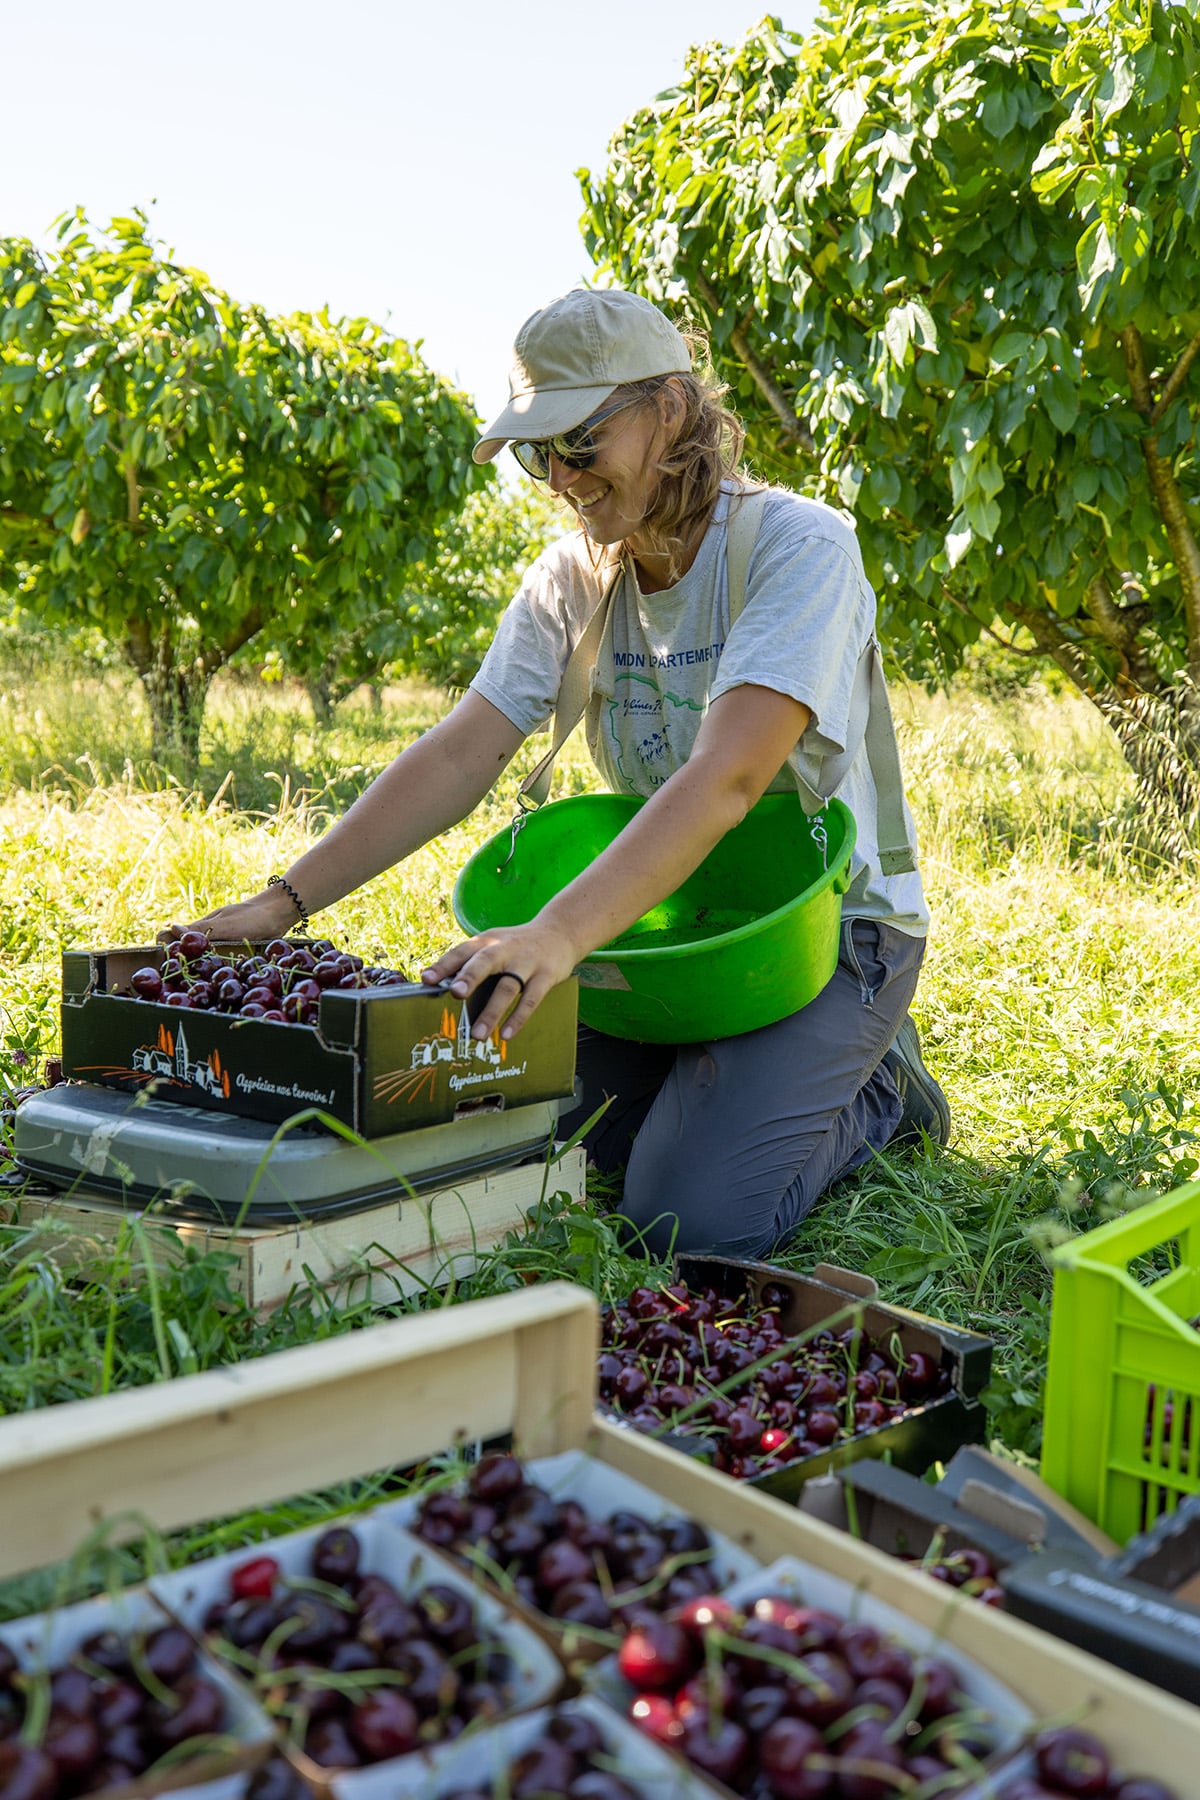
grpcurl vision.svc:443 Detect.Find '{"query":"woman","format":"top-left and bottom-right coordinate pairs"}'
top-left (189, 287), bottom-right (949, 1258)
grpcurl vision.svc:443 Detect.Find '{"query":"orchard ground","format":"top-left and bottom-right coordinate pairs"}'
top-left (2, 654), bottom-right (1199, 1612)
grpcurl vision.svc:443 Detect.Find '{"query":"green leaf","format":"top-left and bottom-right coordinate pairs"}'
top-left (1077, 219), bottom-right (1117, 312)
top-left (1043, 366), bottom-right (1079, 434)
top-left (990, 331), bottom-right (1032, 369)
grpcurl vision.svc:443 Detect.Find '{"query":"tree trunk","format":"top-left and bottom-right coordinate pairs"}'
top-left (1098, 680), bottom-right (1200, 859)
top-left (1008, 598), bottom-right (1200, 851)
top-left (305, 676), bottom-right (335, 727)
top-left (137, 660), bottom-right (210, 773)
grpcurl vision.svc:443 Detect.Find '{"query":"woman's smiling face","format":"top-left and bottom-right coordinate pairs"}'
top-left (544, 393), bottom-right (665, 547)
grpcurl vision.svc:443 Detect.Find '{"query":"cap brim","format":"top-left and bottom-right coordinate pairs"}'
top-left (472, 383), bottom-right (617, 465)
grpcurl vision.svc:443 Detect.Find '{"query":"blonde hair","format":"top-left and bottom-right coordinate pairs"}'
top-left (570, 339), bottom-right (750, 585)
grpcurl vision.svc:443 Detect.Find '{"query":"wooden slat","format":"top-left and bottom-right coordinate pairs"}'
top-left (13, 1149), bottom-right (587, 1313)
top-left (0, 1283), bottom-right (597, 1579)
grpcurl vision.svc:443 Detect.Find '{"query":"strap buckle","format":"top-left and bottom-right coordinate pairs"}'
top-left (500, 808), bottom-right (530, 872)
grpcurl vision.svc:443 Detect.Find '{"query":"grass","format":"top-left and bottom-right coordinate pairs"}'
top-left (2, 657), bottom-right (1199, 1608)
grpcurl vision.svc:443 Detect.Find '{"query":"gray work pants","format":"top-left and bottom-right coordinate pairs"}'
top-left (560, 918), bottom-right (925, 1260)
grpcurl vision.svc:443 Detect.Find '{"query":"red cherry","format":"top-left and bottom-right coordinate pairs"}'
top-left (670, 1593), bottom-right (739, 1642)
top-left (1034, 1727), bottom-right (1111, 1795)
top-left (758, 1716), bottom-right (832, 1799)
top-left (617, 1619), bottom-right (695, 1691)
top-left (678, 1713), bottom-right (750, 1786)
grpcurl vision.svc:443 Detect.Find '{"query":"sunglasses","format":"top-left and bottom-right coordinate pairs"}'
top-left (511, 396), bottom-right (638, 481)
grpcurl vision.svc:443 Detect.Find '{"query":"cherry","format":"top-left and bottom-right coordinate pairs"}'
top-left (42, 1712), bottom-right (101, 1780)
top-left (835, 1718), bottom-right (906, 1800)
top-left (786, 1651), bottom-right (856, 1729)
top-left (348, 1690), bottom-right (420, 1760)
top-left (899, 1351), bottom-right (938, 1400)
top-left (617, 1618), bottom-right (695, 1691)
top-left (613, 1366), bottom-right (649, 1408)
top-left (509, 1739), bottom-right (576, 1797)
top-left (536, 1537), bottom-right (594, 1595)
top-left (805, 1409), bottom-right (842, 1446)
top-left (230, 1554), bottom-right (280, 1601)
top-left (415, 1583), bottom-right (475, 1647)
top-left (468, 1451), bottom-right (525, 1503)
top-left (630, 1693), bottom-right (683, 1746)
top-left (759, 1715), bottom-right (832, 1799)
top-left (311, 1526), bottom-right (360, 1585)
top-left (0, 1742), bottom-right (58, 1800)
top-left (1034, 1727), bottom-right (1111, 1795)
top-left (671, 1593), bottom-right (739, 1641)
top-left (149, 1673), bottom-right (224, 1749)
top-left (143, 1625), bottom-right (196, 1684)
top-left (48, 1667), bottom-right (92, 1718)
top-left (385, 1639), bottom-right (458, 1716)
top-left (678, 1713), bottom-right (750, 1786)
top-left (305, 1718), bottom-right (361, 1768)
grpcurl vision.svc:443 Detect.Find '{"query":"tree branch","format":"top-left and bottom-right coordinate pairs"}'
top-left (1120, 324), bottom-right (1200, 676)
top-left (1079, 572), bottom-right (1159, 690)
top-left (694, 274), bottom-right (814, 452)
top-left (1150, 332), bottom-right (1200, 427)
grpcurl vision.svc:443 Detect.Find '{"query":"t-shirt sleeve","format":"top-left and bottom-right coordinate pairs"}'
top-left (469, 545), bottom-right (580, 736)
top-left (708, 498), bottom-right (876, 758)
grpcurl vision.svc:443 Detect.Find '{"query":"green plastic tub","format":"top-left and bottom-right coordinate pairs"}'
top-left (453, 792), bottom-right (856, 1043)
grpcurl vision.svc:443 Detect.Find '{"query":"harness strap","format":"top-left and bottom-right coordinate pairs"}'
top-left (725, 488), bottom-right (917, 876)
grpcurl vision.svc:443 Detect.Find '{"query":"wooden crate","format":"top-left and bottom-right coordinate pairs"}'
top-left (0, 1284), bottom-right (1195, 1782)
top-left (11, 1147), bottom-right (585, 1310)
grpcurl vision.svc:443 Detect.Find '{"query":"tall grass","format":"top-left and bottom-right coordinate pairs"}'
top-left (2, 658), bottom-right (1199, 1594)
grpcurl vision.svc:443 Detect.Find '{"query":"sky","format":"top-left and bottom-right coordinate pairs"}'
top-left (4, 0), bottom-right (816, 428)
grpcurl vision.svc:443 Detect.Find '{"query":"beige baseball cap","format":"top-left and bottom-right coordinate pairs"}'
top-left (473, 288), bottom-right (692, 465)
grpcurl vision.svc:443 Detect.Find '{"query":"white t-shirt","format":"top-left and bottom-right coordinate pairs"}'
top-left (471, 483), bottom-right (929, 936)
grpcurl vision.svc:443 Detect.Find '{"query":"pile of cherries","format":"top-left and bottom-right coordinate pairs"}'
top-left (441, 1708), bottom-right (642, 1800)
top-left (123, 930), bottom-right (408, 1026)
top-left (619, 1591), bottom-right (1176, 1799)
top-left (898, 1544), bottom-right (1005, 1608)
top-left (600, 1282), bottom-right (951, 1481)
top-left (618, 1588), bottom-right (1001, 1799)
top-left (1014, 1728), bottom-right (1174, 1799)
top-left (413, 1452), bottom-right (727, 1644)
top-left (1, 1058), bottom-right (65, 1165)
top-left (205, 1526), bottom-right (518, 1768)
top-left (0, 1620), bottom-right (228, 1798)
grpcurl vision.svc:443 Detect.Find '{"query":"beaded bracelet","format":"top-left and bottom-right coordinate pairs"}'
top-left (267, 874), bottom-right (311, 928)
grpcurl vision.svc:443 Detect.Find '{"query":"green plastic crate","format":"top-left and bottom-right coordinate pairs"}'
top-left (1041, 1181), bottom-right (1200, 1544)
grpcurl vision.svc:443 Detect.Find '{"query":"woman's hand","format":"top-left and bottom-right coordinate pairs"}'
top-left (422, 921), bottom-right (580, 1041)
top-left (158, 890), bottom-right (303, 947)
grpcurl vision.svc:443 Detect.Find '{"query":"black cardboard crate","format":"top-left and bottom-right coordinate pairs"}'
top-left (997, 1491), bottom-right (1200, 1705)
top-left (1000, 1546), bottom-right (1200, 1706)
top-left (603, 1255), bottom-right (992, 1499)
top-left (798, 1458), bottom-right (1035, 1594)
top-left (61, 945), bottom-right (578, 1138)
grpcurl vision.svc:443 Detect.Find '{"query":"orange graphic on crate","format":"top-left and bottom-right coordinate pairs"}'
top-left (372, 999), bottom-right (511, 1108)
top-left (78, 1021), bottom-right (232, 1100)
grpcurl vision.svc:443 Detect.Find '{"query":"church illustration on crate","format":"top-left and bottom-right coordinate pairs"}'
top-left (410, 999), bottom-right (507, 1071)
top-left (131, 1021), bottom-right (230, 1097)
